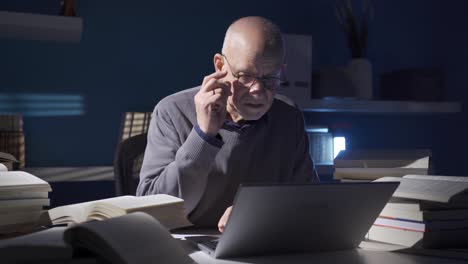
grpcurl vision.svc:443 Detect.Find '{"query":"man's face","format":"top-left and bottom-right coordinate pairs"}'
top-left (222, 53), bottom-right (281, 121)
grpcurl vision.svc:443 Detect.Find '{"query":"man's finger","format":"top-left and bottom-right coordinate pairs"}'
top-left (211, 88), bottom-right (226, 96)
top-left (201, 70), bottom-right (228, 89)
top-left (206, 94), bottom-right (227, 113)
top-left (217, 81), bottom-right (232, 96)
top-left (202, 79), bottom-right (230, 96)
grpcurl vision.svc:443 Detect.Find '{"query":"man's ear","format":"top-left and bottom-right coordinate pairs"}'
top-left (213, 53), bottom-right (224, 72)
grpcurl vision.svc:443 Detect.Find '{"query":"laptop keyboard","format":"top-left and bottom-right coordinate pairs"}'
top-left (202, 238), bottom-right (220, 250)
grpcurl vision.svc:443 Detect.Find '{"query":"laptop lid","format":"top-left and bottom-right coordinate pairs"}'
top-left (213, 182), bottom-right (399, 258)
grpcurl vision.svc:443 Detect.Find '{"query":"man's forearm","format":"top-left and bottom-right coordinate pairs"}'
top-left (137, 128), bottom-right (221, 214)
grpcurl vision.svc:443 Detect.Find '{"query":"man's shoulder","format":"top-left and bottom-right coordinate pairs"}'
top-left (270, 94), bottom-right (302, 117)
top-left (155, 86), bottom-right (200, 113)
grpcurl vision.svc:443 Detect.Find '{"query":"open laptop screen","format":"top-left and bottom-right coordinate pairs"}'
top-left (208, 182), bottom-right (398, 258)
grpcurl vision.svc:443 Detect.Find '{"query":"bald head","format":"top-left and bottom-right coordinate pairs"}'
top-left (221, 16), bottom-right (284, 67)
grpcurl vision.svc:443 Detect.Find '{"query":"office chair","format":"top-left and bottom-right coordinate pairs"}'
top-left (113, 133), bottom-right (147, 196)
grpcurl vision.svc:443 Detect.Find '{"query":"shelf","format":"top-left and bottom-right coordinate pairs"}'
top-left (0, 11), bottom-right (83, 43)
top-left (299, 99), bottom-right (461, 114)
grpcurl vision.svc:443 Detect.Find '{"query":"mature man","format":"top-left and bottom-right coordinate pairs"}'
top-left (137, 16), bottom-right (319, 231)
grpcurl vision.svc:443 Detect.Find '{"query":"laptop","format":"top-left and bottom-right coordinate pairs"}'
top-left (196, 182), bottom-right (399, 259)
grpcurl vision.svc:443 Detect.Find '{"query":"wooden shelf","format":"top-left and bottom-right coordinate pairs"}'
top-left (299, 99), bottom-right (461, 114)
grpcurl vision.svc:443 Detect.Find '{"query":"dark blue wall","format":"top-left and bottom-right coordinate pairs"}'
top-left (1, 0), bottom-right (467, 175)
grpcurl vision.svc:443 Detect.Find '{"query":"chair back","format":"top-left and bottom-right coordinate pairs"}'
top-left (114, 133), bottom-right (148, 196)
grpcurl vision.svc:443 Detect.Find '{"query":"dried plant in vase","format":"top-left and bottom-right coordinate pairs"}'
top-left (335, 0), bottom-right (374, 59)
top-left (334, 0), bottom-right (375, 99)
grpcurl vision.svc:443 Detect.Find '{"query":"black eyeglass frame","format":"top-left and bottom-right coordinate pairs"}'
top-left (221, 53), bottom-right (284, 91)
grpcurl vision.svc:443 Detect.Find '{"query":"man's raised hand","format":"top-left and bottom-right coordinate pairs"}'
top-left (195, 70), bottom-right (231, 136)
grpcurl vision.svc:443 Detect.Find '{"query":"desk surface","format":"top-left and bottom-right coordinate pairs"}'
top-left (187, 248), bottom-right (468, 264)
top-left (173, 230), bottom-right (468, 264)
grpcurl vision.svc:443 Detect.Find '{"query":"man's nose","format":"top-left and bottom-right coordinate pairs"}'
top-left (249, 79), bottom-right (266, 93)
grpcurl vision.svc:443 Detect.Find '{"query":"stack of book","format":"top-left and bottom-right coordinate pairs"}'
top-left (368, 175), bottom-right (468, 248)
top-left (334, 149), bottom-right (431, 181)
top-left (0, 171), bottom-right (51, 234)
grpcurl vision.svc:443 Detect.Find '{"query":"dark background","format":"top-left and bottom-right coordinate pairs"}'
top-left (1, 0), bottom-right (467, 177)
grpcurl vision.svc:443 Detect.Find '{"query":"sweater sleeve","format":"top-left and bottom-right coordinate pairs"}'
top-left (136, 103), bottom-right (222, 214)
top-left (292, 109), bottom-right (320, 183)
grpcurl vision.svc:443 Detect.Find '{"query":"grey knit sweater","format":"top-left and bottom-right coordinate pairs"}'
top-left (137, 87), bottom-right (319, 227)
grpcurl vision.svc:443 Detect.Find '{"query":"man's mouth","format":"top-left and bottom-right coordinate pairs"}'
top-left (245, 103), bottom-right (264, 109)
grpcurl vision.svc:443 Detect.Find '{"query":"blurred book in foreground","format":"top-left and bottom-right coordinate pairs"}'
top-left (0, 212), bottom-right (194, 264)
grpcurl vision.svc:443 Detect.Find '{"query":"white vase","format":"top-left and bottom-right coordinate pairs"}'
top-left (347, 58), bottom-right (373, 99)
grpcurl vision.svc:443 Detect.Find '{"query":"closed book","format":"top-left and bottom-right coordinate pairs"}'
top-left (334, 167), bottom-right (429, 180)
top-left (334, 149), bottom-right (431, 168)
top-left (374, 175), bottom-right (468, 203)
top-left (386, 197), bottom-right (468, 211)
top-left (379, 206), bottom-right (468, 221)
top-left (0, 171), bottom-right (51, 194)
top-left (334, 149), bottom-right (431, 180)
top-left (374, 217), bottom-right (468, 232)
top-left (368, 225), bottom-right (468, 248)
top-left (0, 210), bottom-right (45, 226)
top-left (0, 198), bottom-right (49, 212)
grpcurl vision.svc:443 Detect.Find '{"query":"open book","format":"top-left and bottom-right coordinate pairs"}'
top-left (0, 212), bottom-right (194, 264)
top-left (374, 175), bottom-right (468, 203)
top-left (48, 194), bottom-right (193, 230)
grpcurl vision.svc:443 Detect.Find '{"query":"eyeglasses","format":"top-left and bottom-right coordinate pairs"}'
top-left (221, 54), bottom-right (282, 91)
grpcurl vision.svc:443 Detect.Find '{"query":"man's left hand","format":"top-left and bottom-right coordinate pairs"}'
top-left (218, 206), bottom-right (232, 233)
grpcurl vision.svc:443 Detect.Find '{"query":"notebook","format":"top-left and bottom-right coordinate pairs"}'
top-left (197, 182), bottom-right (399, 259)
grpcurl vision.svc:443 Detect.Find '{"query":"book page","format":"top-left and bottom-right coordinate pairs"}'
top-left (334, 168), bottom-right (428, 180)
top-left (375, 177), bottom-right (468, 203)
top-left (404, 175), bottom-right (468, 182)
top-left (401, 157), bottom-right (430, 169)
top-left (48, 196), bottom-right (138, 225)
top-left (97, 194), bottom-right (184, 211)
top-left (48, 201), bottom-right (96, 225)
